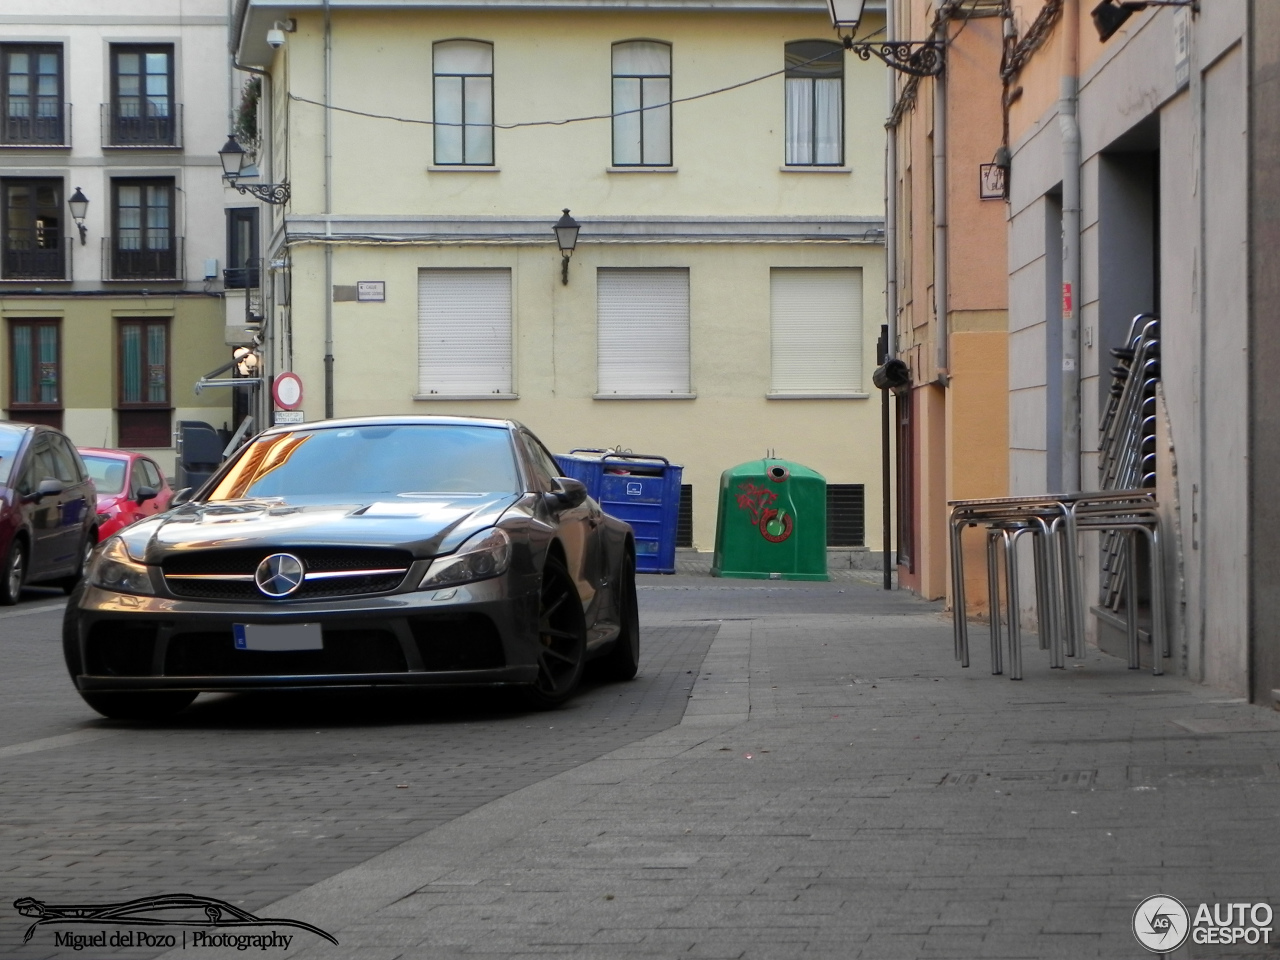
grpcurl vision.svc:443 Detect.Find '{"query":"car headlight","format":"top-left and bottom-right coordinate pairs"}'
top-left (87, 538), bottom-right (155, 596)
top-left (419, 528), bottom-right (511, 589)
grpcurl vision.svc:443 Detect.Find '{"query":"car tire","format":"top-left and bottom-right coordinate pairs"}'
top-left (78, 691), bottom-right (197, 721)
top-left (521, 555), bottom-right (586, 710)
top-left (1, 538), bottom-right (26, 606)
top-left (60, 533), bottom-right (96, 595)
top-left (598, 553), bottom-right (640, 682)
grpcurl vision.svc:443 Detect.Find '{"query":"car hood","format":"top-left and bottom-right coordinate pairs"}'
top-left (116, 494), bottom-right (522, 564)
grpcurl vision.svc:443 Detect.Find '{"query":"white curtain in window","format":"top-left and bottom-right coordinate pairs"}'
top-left (613, 78), bottom-right (642, 164)
top-left (418, 268), bottom-right (512, 395)
top-left (597, 268), bottom-right (690, 395)
top-left (814, 77), bottom-right (842, 165)
top-left (612, 41), bottom-right (671, 165)
top-left (641, 77), bottom-right (670, 164)
top-left (463, 75), bottom-right (493, 163)
top-left (433, 41), bottom-right (493, 164)
top-left (785, 78), bottom-right (813, 165)
top-left (434, 40), bottom-right (492, 75)
top-left (770, 268), bottom-right (863, 393)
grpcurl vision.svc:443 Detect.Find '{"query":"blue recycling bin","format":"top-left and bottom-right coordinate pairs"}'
top-left (554, 450), bottom-right (683, 574)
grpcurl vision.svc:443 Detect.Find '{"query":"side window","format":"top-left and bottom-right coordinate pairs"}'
top-left (47, 434), bottom-right (80, 483)
top-left (21, 439), bottom-right (57, 492)
top-left (128, 461), bottom-right (144, 498)
top-left (518, 433), bottom-right (556, 492)
top-left (141, 459), bottom-right (163, 489)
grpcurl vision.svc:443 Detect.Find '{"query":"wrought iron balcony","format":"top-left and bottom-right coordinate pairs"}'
top-left (101, 102), bottom-right (183, 148)
top-left (102, 236), bottom-right (184, 281)
top-left (0, 103), bottom-right (71, 147)
top-left (0, 236), bottom-right (71, 281)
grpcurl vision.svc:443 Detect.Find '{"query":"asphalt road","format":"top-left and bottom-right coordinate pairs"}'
top-left (0, 582), bottom-right (729, 959)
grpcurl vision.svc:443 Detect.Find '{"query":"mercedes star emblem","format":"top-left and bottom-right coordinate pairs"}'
top-left (255, 553), bottom-right (306, 598)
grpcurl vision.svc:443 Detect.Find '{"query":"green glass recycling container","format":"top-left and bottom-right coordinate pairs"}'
top-left (711, 458), bottom-right (828, 581)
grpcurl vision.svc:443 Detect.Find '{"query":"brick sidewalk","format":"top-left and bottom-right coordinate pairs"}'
top-left (184, 577), bottom-right (1280, 960)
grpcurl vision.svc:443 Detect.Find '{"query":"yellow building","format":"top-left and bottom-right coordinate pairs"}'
top-left (0, 0), bottom-right (233, 474)
top-left (233, 0), bottom-right (890, 557)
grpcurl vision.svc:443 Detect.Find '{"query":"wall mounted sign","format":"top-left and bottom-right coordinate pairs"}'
top-left (979, 163), bottom-right (1006, 200)
top-left (273, 410), bottom-right (305, 425)
top-left (272, 371), bottom-right (304, 410)
top-left (357, 281), bottom-right (385, 302)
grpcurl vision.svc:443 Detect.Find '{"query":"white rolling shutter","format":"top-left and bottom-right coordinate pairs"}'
top-left (418, 268), bottom-right (512, 396)
top-left (597, 267), bottom-right (690, 395)
top-left (770, 267), bottom-right (863, 394)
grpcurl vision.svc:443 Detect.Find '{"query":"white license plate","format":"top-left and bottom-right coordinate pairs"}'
top-left (233, 623), bottom-right (323, 652)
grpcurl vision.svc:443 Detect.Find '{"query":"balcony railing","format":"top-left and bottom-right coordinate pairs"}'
top-left (223, 264), bottom-right (261, 290)
top-left (101, 102), bottom-right (182, 148)
top-left (102, 236), bottom-right (184, 281)
top-left (0, 103), bottom-right (71, 147)
top-left (0, 237), bottom-right (71, 281)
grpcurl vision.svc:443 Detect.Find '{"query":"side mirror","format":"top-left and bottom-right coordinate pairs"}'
top-left (170, 487), bottom-right (194, 507)
top-left (136, 485), bottom-right (158, 504)
top-left (549, 477), bottom-right (588, 508)
top-left (25, 477), bottom-right (64, 502)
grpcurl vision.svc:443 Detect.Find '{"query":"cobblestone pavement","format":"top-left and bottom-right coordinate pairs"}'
top-left (0, 587), bottom-right (718, 960)
top-left (159, 576), bottom-right (1280, 960)
top-left (9, 576), bottom-right (1280, 960)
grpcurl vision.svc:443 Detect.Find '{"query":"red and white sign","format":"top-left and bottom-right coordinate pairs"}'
top-left (273, 372), bottom-right (304, 410)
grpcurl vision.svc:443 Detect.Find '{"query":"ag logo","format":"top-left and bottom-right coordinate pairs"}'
top-left (1133, 895), bottom-right (1190, 953)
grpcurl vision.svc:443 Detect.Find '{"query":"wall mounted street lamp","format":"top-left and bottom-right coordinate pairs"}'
top-left (1091, 0), bottom-right (1197, 43)
top-left (219, 134), bottom-right (291, 204)
top-left (554, 209), bottom-right (581, 285)
top-left (827, 0), bottom-right (944, 77)
top-left (67, 187), bottom-right (89, 244)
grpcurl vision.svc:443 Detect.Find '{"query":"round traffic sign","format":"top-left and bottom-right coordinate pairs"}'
top-left (273, 372), bottom-right (304, 410)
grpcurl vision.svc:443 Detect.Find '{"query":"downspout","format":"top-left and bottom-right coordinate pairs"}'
top-left (1059, 0), bottom-right (1082, 491)
top-left (323, 0), bottom-right (335, 419)
top-left (932, 27), bottom-right (949, 377)
top-left (883, 0), bottom-right (898, 590)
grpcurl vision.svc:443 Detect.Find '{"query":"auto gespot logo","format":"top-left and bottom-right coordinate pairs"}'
top-left (1133, 895), bottom-right (1275, 952)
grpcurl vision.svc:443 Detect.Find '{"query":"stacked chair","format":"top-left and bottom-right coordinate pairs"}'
top-left (947, 315), bottom-right (1167, 679)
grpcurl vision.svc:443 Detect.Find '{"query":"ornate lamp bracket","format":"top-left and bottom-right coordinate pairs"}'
top-left (229, 181), bottom-right (291, 205)
top-left (843, 37), bottom-right (945, 77)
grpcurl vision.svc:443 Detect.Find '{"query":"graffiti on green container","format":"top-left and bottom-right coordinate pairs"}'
top-left (734, 481), bottom-right (794, 543)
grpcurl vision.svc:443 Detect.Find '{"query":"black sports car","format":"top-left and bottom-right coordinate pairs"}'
top-left (63, 416), bottom-right (640, 719)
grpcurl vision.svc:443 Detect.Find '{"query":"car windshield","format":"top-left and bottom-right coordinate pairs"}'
top-left (82, 455), bottom-right (128, 495)
top-left (206, 423), bottom-right (521, 501)
top-left (0, 428), bottom-right (22, 485)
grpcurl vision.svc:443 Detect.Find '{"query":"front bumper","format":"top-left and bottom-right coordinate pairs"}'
top-left (66, 576), bottom-right (540, 693)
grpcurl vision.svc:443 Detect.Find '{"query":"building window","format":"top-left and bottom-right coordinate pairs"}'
top-left (109, 45), bottom-right (176, 146)
top-left (225, 207), bottom-right (259, 289)
top-left (612, 41), bottom-right (671, 166)
top-left (784, 40), bottom-right (843, 166)
top-left (433, 40), bottom-right (493, 165)
top-left (826, 484), bottom-right (865, 546)
top-left (1, 44), bottom-right (64, 145)
top-left (117, 319), bottom-right (171, 448)
top-left (7, 319), bottom-right (61, 428)
top-left (597, 268), bottom-right (690, 396)
top-left (2, 179), bottom-right (64, 279)
top-left (112, 179), bottom-right (177, 279)
top-left (417, 268), bottom-right (512, 396)
top-left (769, 267), bottom-right (863, 395)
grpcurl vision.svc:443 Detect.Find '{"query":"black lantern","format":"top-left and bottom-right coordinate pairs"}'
top-left (68, 187), bottom-right (89, 244)
top-left (826, 0), bottom-right (943, 76)
top-left (826, 0), bottom-right (867, 32)
top-left (219, 134), bottom-right (248, 179)
top-left (554, 209), bottom-right (581, 285)
top-left (218, 134), bottom-right (291, 204)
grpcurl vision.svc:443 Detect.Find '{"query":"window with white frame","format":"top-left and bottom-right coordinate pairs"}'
top-left (433, 40), bottom-right (494, 165)
top-left (769, 267), bottom-right (863, 394)
top-left (597, 268), bottom-right (690, 396)
top-left (612, 41), bottom-right (671, 166)
top-left (784, 40), bottom-right (843, 166)
top-left (418, 268), bottom-right (512, 396)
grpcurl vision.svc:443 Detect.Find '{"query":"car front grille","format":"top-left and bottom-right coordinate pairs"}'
top-left (164, 628), bottom-right (409, 676)
top-left (162, 547), bottom-right (413, 601)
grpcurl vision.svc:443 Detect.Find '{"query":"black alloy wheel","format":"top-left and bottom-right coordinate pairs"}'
top-left (1, 538), bottom-right (26, 606)
top-left (61, 533), bottom-right (96, 594)
top-left (598, 552), bottom-right (640, 681)
top-left (522, 556), bottom-right (586, 709)
top-left (78, 691), bottom-right (197, 721)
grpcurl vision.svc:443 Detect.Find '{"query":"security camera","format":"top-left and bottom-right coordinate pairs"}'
top-left (267, 28), bottom-right (286, 49)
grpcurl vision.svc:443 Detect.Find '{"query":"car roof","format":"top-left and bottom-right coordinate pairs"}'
top-left (258, 415), bottom-right (522, 438)
top-left (0, 421), bottom-right (36, 438)
top-left (78, 447), bottom-right (137, 460)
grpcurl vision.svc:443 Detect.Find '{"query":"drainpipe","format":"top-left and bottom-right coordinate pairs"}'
top-left (882, 0), bottom-right (898, 591)
top-left (1060, 0), bottom-right (1082, 491)
top-left (932, 33), bottom-right (949, 377)
top-left (323, 0), bottom-right (335, 419)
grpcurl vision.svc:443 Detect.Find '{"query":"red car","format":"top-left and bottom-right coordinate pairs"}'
top-left (78, 448), bottom-right (173, 541)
